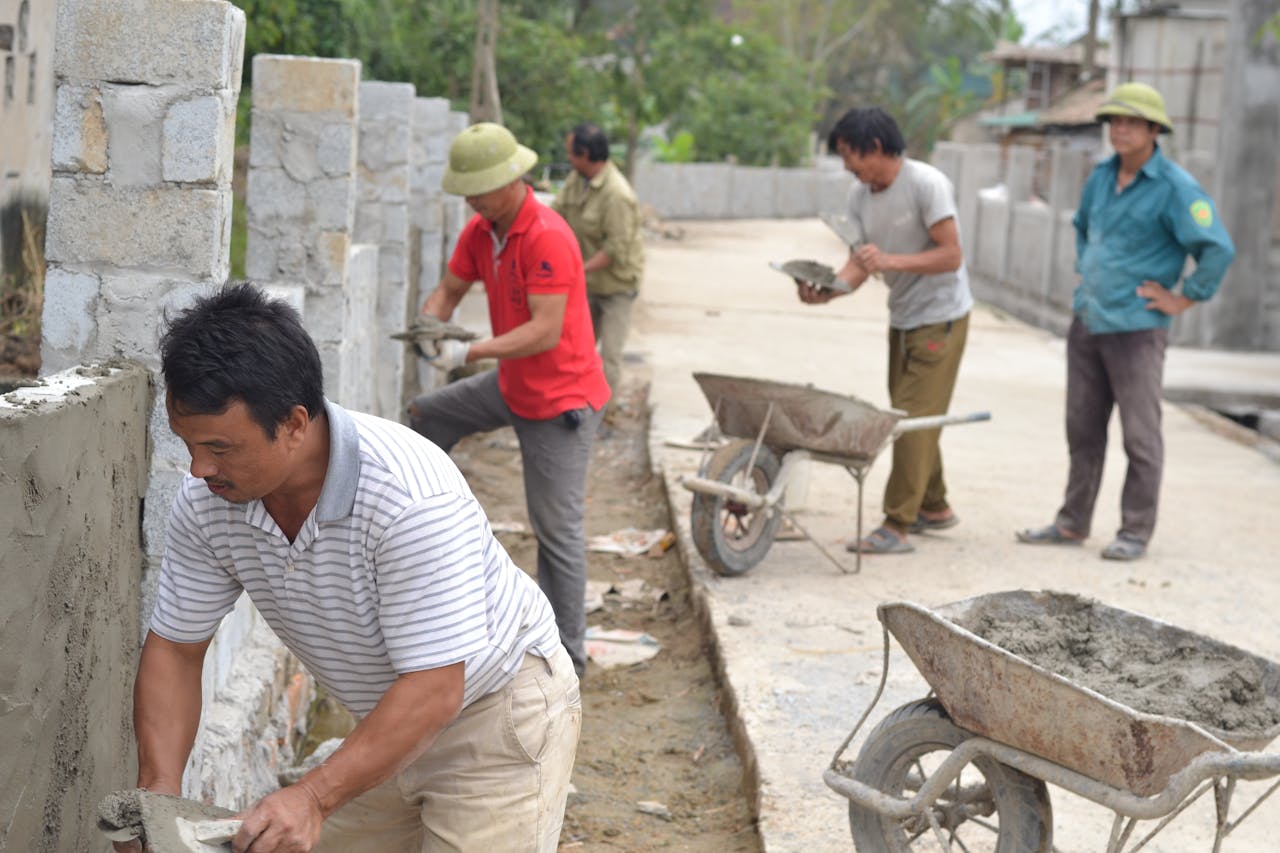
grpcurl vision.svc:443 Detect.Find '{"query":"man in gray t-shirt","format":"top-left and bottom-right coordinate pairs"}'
top-left (797, 107), bottom-right (973, 554)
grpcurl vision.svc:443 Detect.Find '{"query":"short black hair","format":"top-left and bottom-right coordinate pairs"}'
top-left (160, 281), bottom-right (324, 439)
top-left (827, 107), bottom-right (906, 157)
top-left (570, 122), bottom-right (610, 162)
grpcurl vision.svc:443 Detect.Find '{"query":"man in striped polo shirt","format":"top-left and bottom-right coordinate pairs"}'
top-left (120, 283), bottom-right (579, 852)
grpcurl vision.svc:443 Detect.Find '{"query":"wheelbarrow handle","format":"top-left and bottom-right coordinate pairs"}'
top-left (893, 411), bottom-right (991, 434)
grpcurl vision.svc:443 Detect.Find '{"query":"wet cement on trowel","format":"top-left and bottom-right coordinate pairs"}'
top-left (99, 789), bottom-right (236, 852)
top-left (967, 603), bottom-right (1280, 735)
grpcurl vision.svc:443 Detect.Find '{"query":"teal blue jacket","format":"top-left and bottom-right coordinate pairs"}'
top-left (1072, 146), bottom-right (1235, 334)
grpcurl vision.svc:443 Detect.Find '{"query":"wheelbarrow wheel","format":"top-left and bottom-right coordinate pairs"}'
top-left (847, 698), bottom-right (1053, 852)
top-left (690, 439), bottom-right (784, 576)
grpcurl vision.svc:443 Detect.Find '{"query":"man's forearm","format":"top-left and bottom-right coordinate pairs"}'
top-left (133, 632), bottom-right (210, 792)
top-left (583, 249), bottom-right (612, 274)
top-left (294, 665), bottom-right (464, 817)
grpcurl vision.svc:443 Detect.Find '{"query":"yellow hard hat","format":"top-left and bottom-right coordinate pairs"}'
top-left (441, 122), bottom-right (538, 196)
top-left (1096, 82), bottom-right (1173, 133)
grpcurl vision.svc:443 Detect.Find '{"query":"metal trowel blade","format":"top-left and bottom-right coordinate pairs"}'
top-left (174, 817), bottom-right (241, 851)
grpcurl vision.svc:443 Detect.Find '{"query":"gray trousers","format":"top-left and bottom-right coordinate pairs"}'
top-left (408, 370), bottom-right (601, 675)
top-left (588, 290), bottom-right (636, 409)
top-left (1056, 317), bottom-right (1168, 544)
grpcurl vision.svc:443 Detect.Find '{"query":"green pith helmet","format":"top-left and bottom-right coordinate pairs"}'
top-left (1096, 82), bottom-right (1173, 134)
top-left (441, 122), bottom-right (538, 196)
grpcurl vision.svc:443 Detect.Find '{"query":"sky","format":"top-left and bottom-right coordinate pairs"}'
top-left (1011, 0), bottom-right (1097, 45)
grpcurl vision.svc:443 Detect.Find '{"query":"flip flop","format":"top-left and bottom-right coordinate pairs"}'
top-left (1015, 524), bottom-right (1083, 546)
top-left (1101, 535), bottom-right (1146, 561)
top-left (846, 526), bottom-right (914, 554)
top-left (909, 512), bottom-right (960, 534)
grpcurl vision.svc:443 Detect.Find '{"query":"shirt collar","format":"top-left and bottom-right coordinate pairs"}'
top-left (314, 399), bottom-right (359, 522)
top-left (1107, 143), bottom-right (1165, 181)
top-left (587, 161), bottom-right (612, 189)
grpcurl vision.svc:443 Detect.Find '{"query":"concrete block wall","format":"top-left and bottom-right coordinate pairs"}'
top-left (937, 135), bottom-right (1277, 350)
top-left (41, 0), bottom-right (304, 811)
top-left (0, 364), bottom-right (149, 853)
top-left (633, 161), bottom-right (851, 221)
top-left (407, 96), bottom-right (452, 401)
top-left (441, 109), bottom-right (471, 262)
top-left (356, 81), bottom-right (414, 420)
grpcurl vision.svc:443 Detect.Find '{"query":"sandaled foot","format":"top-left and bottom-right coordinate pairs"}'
top-left (909, 511), bottom-right (959, 534)
top-left (1101, 535), bottom-right (1146, 561)
top-left (847, 525), bottom-right (915, 554)
top-left (1015, 524), bottom-right (1084, 545)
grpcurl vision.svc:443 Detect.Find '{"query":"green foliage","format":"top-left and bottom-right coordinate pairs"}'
top-left (652, 129), bottom-right (696, 163)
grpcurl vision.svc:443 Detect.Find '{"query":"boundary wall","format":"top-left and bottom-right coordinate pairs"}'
top-left (633, 159), bottom-right (851, 221)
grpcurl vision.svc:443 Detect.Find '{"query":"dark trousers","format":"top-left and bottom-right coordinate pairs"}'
top-left (1056, 317), bottom-right (1168, 544)
top-left (408, 369), bottom-right (602, 675)
top-left (883, 314), bottom-right (969, 529)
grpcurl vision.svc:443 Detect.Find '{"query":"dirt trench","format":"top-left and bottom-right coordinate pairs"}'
top-left (448, 377), bottom-right (760, 851)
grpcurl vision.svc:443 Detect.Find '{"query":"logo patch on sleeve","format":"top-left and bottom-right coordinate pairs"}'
top-left (532, 260), bottom-right (554, 282)
top-left (1190, 200), bottom-right (1213, 227)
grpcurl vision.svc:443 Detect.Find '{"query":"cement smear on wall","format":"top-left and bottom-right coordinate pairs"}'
top-left (0, 362), bottom-right (150, 852)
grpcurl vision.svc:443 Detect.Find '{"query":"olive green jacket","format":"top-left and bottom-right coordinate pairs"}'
top-left (552, 161), bottom-right (645, 296)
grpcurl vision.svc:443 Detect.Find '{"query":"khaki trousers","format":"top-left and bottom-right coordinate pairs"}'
top-left (882, 314), bottom-right (969, 529)
top-left (587, 290), bottom-right (636, 409)
top-left (314, 647), bottom-right (581, 852)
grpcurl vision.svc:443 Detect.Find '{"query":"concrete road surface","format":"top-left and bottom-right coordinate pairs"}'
top-left (630, 218), bottom-right (1280, 852)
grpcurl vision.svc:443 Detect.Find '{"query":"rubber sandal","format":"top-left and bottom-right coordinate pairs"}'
top-left (847, 526), bottom-right (915, 554)
top-left (1015, 524), bottom-right (1083, 546)
top-left (909, 512), bottom-right (960, 534)
top-left (1101, 535), bottom-right (1146, 561)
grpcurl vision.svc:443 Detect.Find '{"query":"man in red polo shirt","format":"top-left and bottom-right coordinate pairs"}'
top-left (408, 123), bottom-right (610, 676)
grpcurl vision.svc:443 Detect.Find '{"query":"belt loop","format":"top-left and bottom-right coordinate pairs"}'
top-left (945, 319), bottom-right (953, 335)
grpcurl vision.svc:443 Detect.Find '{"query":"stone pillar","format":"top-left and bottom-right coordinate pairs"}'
top-left (954, 144), bottom-right (1002, 262)
top-left (245, 55), bottom-right (364, 408)
top-left (407, 96), bottom-right (452, 400)
top-left (356, 81), bottom-right (414, 420)
top-left (42, 0), bottom-right (303, 807)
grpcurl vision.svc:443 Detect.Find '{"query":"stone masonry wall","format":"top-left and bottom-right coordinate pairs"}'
top-left (40, 0), bottom-right (304, 811)
top-left (0, 363), bottom-right (149, 853)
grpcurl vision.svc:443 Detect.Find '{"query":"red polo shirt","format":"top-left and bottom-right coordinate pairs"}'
top-left (448, 186), bottom-right (610, 420)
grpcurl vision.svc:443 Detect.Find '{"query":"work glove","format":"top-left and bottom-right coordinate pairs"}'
top-left (426, 338), bottom-right (471, 372)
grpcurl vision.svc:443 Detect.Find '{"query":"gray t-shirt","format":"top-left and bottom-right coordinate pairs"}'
top-left (846, 158), bottom-right (973, 329)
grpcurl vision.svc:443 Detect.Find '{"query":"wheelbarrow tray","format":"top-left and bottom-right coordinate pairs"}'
top-left (693, 372), bottom-right (904, 459)
top-left (880, 590), bottom-right (1280, 797)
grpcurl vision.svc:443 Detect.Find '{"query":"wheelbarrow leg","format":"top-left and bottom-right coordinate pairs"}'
top-left (843, 462), bottom-right (870, 575)
top-left (779, 509), bottom-right (857, 575)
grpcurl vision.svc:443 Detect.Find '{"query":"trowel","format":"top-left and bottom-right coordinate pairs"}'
top-left (98, 788), bottom-right (239, 852)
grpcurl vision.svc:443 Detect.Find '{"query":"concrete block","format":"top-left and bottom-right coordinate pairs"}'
top-left (248, 111), bottom-right (282, 169)
top-left (51, 85), bottom-right (108, 174)
top-left (45, 178), bottom-right (231, 277)
top-left (1006, 202), bottom-right (1052, 297)
top-left (775, 169), bottom-right (818, 219)
top-left (164, 95), bottom-right (232, 184)
top-left (931, 143), bottom-right (963, 190)
top-left (142, 468), bottom-right (186, 562)
top-left (359, 81), bottom-right (415, 120)
top-left (246, 167), bottom-right (307, 223)
top-left (252, 55), bottom-right (359, 118)
top-left (244, 224), bottom-right (278, 280)
top-left (40, 268), bottom-right (100, 353)
top-left (974, 194), bottom-right (1010, 281)
top-left (1006, 146), bottom-right (1036, 204)
top-left (1048, 145), bottom-right (1090, 212)
top-left (98, 276), bottom-right (217, 362)
top-left (317, 123), bottom-right (356, 177)
top-left (728, 165), bottom-right (775, 219)
top-left (54, 0), bottom-right (245, 88)
top-left (314, 231), bottom-right (350, 286)
top-left (308, 177), bottom-right (356, 231)
top-left (101, 84), bottom-right (167, 187)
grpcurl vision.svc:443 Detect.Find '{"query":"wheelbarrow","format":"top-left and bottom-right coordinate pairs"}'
top-left (679, 372), bottom-right (990, 576)
top-left (824, 590), bottom-right (1280, 852)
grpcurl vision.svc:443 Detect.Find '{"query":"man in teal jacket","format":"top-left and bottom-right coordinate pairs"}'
top-left (1017, 81), bottom-right (1235, 561)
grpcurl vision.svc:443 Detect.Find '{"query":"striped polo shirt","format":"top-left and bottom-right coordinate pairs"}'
top-left (151, 400), bottom-right (561, 716)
